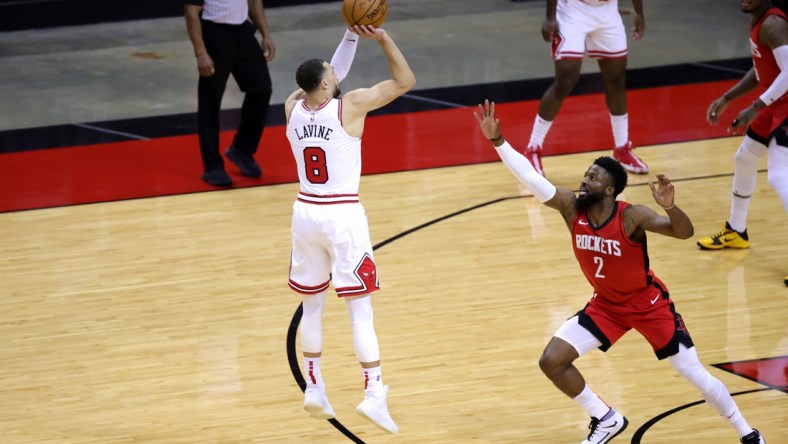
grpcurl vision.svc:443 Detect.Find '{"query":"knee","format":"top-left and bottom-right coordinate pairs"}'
top-left (539, 347), bottom-right (571, 376)
top-left (552, 75), bottom-right (579, 98)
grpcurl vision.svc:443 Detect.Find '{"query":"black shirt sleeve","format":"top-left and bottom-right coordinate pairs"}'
top-left (184, 0), bottom-right (204, 5)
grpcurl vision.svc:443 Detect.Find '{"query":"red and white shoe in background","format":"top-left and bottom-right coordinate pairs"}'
top-left (524, 144), bottom-right (545, 177)
top-left (613, 141), bottom-right (649, 174)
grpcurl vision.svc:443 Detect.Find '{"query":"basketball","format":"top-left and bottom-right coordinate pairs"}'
top-left (342, 0), bottom-right (388, 28)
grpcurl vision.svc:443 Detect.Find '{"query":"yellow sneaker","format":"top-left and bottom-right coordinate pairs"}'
top-left (697, 222), bottom-right (750, 250)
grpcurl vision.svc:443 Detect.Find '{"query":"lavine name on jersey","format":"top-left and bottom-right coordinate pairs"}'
top-left (575, 234), bottom-right (622, 256)
top-left (295, 124), bottom-right (334, 141)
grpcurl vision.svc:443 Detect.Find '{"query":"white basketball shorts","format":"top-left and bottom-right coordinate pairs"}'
top-left (552, 0), bottom-right (628, 60)
top-left (288, 194), bottom-right (380, 297)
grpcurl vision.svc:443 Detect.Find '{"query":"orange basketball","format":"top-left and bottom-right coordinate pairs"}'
top-left (342, 0), bottom-right (388, 28)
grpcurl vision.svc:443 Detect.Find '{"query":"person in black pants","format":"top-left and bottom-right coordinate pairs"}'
top-left (185, 0), bottom-right (275, 187)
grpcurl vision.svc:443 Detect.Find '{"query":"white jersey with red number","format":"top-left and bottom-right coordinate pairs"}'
top-left (287, 97), bottom-right (362, 197)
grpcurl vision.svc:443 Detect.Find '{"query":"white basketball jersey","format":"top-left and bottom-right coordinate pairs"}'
top-left (287, 98), bottom-right (362, 196)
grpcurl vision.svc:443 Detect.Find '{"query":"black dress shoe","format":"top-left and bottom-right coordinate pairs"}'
top-left (225, 145), bottom-right (262, 178)
top-left (201, 170), bottom-right (232, 187)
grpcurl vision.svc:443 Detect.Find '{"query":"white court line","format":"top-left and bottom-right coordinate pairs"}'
top-left (73, 123), bottom-right (150, 141)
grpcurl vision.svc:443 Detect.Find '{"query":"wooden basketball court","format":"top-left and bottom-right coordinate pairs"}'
top-left (1, 136), bottom-right (785, 443)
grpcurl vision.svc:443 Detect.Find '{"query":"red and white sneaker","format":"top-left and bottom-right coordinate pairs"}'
top-left (524, 144), bottom-right (545, 176)
top-left (613, 141), bottom-right (648, 174)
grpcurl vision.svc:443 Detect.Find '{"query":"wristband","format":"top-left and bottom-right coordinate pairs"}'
top-left (489, 135), bottom-right (503, 143)
top-left (662, 203), bottom-right (675, 210)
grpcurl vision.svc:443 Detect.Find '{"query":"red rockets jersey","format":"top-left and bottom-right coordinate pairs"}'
top-left (571, 201), bottom-right (664, 304)
top-left (750, 7), bottom-right (788, 89)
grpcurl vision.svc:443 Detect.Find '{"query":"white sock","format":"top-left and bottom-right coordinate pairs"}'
top-left (304, 357), bottom-right (324, 388)
top-left (572, 385), bottom-right (611, 419)
top-left (728, 196), bottom-right (750, 234)
top-left (362, 366), bottom-right (383, 391)
top-left (610, 113), bottom-right (629, 148)
top-left (528, 115), bottom-right (553, 148)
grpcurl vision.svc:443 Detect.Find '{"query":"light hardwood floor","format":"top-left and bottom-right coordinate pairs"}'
top-left (1, 137), bottom-right (785, 443)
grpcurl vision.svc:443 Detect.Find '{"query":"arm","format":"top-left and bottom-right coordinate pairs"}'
top-left (627, 174), bottom-right (693, 239)
top-left (706, 68), bottom-right (758, 126)
top-left (341, 26), bottom-right (416, 131)
top-left (331, 29), bottom-right (359, 83)
top-left (248, 0), bottom-right (275, 61)
top-left (474, 100), bottom-right (577, 224)
top-left (630, 0), bottom-right (645, 41)
top-left (541, 0), bottom-right (558, 42)
top-left (756, 17), bottom-right (788, 107)
top-left (730, 16), bottom-right (788, 132)
top-left (184, 3), bottom-right (215, 77)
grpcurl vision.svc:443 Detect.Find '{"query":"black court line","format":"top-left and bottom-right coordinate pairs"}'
top-left (284, 166), bottom-right (773, 442)
top-left (630, 387), bottom-right (775, 444)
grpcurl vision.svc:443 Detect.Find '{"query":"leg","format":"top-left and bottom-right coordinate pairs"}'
top-left (226, 28), bottom-right (272, 177)
top-left (300, 291), bottom-right (336, 419)
top-left (543, 316), bottom-right (627, 444)
top-left (767, 128), bottom-right (788, 287)
top-left (668, 345), bottom-right (762, 441)
top-left (197, 22), bottom-right (234, 177)
top-left (697, 134), bottom-right (767, 250)
top-left (597, 58), bottom-right (627, 116)
top-left (598, 57), bottom-right (648, 174)
top-left (346, 294), bottom-right (398, 435)
top-left (766, 125), bottom-right (788, 215)
top-left (537, 58), bottom-right (583, 121)
top-left (526, 58), bottom-right (583, 176)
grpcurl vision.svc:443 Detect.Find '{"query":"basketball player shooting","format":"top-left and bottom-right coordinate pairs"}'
top-left (284, 25), bottom-right (415, 435)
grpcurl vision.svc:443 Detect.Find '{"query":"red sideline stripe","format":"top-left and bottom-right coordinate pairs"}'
top-left (0, 80), bottom-right (759, 213)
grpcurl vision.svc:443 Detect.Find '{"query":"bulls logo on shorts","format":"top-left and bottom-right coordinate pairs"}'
top-left (355, 253), bottom-right (379, 292)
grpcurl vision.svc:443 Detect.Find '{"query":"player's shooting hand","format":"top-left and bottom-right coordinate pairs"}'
top-left (353, 25), bottom-right (386, 41)
top-left (648, 174), bottom-right (675, 209)
top-left (473, 100), bottom-right (502, 143)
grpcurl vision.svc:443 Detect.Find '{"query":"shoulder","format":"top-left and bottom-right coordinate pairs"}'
top-left (761, 13), bottom-right (788, 47)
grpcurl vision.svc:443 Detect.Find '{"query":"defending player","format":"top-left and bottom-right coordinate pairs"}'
top-left (474, 100), bottom-right (766, 444)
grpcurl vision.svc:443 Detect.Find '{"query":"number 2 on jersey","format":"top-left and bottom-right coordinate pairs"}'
top-left (593, 256), bottom-right (605, 278)
top-left (304, 146), bottom-right (328, 184)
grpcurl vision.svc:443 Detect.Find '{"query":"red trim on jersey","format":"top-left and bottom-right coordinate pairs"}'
top-left (301, 97), bottom-right (332, 113)
top-left (288, 279), bottom-right (330, 295)
top-left (297, 191), bottom-right (360, 205)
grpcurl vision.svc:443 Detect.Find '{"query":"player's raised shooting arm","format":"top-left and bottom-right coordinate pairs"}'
top-left (343, 26), bottom-right (416, 114)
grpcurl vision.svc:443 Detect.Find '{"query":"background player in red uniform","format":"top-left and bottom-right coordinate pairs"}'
top-left (475, 100), bottom-right (766, 444)
top-left (523, 0), bottom-right (648, 177)
top-left (697, 0), bottom-right (788, 287)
